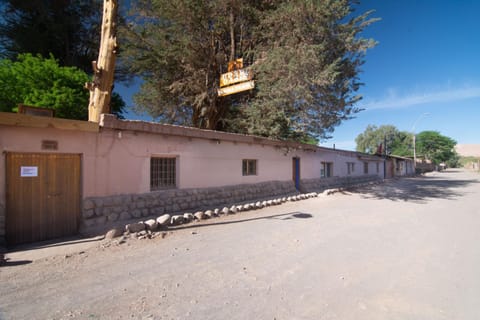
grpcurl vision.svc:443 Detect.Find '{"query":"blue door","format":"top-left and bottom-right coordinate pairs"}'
top-left (292, 157), bottom-right (300, 190)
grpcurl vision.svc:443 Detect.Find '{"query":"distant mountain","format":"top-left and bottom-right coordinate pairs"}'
top-left (456, 144), bottom-right (480, 157)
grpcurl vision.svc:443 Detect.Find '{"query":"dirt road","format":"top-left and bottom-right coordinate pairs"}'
top-left (1, 169), bottom-right (480, 320)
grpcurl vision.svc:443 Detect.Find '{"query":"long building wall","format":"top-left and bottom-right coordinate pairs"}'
top-left (0, 113), bottom-right (385, 241)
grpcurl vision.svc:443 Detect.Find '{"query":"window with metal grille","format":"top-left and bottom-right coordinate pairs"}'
top-left (150, 157), bottom-right (176, 190)
top-left (364, 162), bottom-right (369, 174)
top-left (321, 162), bottom-right (333, 178)
top-left (242, 159), bottom-right (257, 176)
top-left (347, 162), bottom-right (355, 175)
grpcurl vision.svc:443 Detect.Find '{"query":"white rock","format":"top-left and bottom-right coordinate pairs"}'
top-left (222, 207), bottom-right (230, 215)
top-left (205, 210), bottom-right (214, 217)
top-left (156, 214), bottom-right (171, 226)
top-left (229, 206), bottom-right (237, 214)
top-left (194, 211), bottom-right (206, 220)
top-left (183, 213), bottom-right (194, 222)
top-left (214, 208), bottom-right (220, 215)
top-left (144, 219), bottom-right (158, 231)
top-left (170, 215), bottom-right (184, 225)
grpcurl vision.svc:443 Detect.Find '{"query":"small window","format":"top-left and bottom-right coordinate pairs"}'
top-left (364, 162), bottom-right (369, 174)
top-left (151, 157), bottom-right (176, 190)
top-left (321, 162), bottom-right (333, 178)
top-left (347, 162), bottom-right (355, 175)
top-left (242, 159), bottom-right (257, 176)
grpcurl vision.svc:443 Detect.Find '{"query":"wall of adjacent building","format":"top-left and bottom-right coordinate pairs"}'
top-left (0, 114), bottom-right (384, 241)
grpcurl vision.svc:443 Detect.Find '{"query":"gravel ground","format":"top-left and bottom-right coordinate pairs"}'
top-left (1, 169), bottom-right (479, 320)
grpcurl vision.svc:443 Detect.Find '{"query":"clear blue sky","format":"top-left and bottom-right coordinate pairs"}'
top-left (321, 0), bottom-right (480, 150)
top-left (119, 1), bottom-right (480, 150)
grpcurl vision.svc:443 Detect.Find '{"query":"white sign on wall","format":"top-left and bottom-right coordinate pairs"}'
top-left (20, 166), bottom-right (38, 177)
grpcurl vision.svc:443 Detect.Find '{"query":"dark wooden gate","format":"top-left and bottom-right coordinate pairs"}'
top-left (6, 153), bottom-right (81, 245)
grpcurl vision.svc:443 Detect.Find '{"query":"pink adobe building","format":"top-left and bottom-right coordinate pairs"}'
top-left (0, 112), bottom-right (385, 245)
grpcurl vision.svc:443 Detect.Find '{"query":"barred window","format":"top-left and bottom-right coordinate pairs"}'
top-left (321, 162), bottom-right (333, 178)
top-left (151, 157), bottom-right (176, 190)
top-left (364, 162), bottom-right (369, 174)
top-left (242, 159), bottom-right (257, 176)
top-left (347, 162), bottom-right (355, 175)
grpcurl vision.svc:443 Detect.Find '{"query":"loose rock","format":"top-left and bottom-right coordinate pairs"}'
top-left (184, 213), bottom-right (194, 222)
top-left (157, 214), bottom-right (171, 226)
top-left (105, 227), bottom-right (123, 240)
top-left (194, 211), bottom-right (205, 220)
top-left (170, 215), bottom-right (184, 225)
top-left (144, 219), bottom-right (158, 231)
top-left (125, 222), bottom-right (145, 233)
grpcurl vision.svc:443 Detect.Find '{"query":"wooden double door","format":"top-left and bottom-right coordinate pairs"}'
top-left (6, 153), bottom-right (81, 245)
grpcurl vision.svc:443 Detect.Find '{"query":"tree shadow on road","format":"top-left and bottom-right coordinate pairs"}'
top-left (349, 175), bottom-right (479, 204)
top-left (0, 253), bottom-right (32, 267)
top-left (169, 211), bottom-right (313, 231)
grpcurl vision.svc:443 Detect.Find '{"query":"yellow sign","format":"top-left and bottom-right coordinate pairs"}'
top-left (219, 68), bottom-right (253, 87)
top-left (228, 58), bottom-right (243, 72)
top-left (218, 80), bottom-right (255, 97)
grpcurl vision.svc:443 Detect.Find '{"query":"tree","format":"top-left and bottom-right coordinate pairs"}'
top-left (86, 0), bottom-right (119, 122)
top-left (0, 54), bottom-right (124, 120)
top-left (0, 0), bottom-right (102, 73)
top-left (120, 0), bottom-right (377, 142)
top-left (416, 131), bottom-right (458, 165)
top-left (355, 124), bottom-right (413, 156)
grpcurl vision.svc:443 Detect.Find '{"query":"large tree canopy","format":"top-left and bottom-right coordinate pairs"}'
top-left (120, 0), bottom-right (377, 142)
top-left (0, 0), bottom-right (126, 118)
top-left (0, 54), bottom-right (124, 120)
top-left (0, 0), bottom-right (102, 73)
top-left (355, 124), bottom-right (413, 156)
top-left (355, 125), bottom-right (459, 166)
top-left (416, 131), bottom-right (458, 165)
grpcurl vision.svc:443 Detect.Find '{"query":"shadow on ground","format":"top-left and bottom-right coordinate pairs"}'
top-left (0, 254), bottom-right (32, 267)
top-left (170, 211), bottom-right (313, 231)
top-left (349, 175), bottom-right (479, 204)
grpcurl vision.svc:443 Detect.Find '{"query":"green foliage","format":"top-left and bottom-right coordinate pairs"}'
top-left (0, 0), bottom-right (102, 73)
top-left (416, 131), bottom-right (458, 165)
top-left (0, 0), bottom-right (126, 119)
top-left (459, 156), bottom-right (480, 169)
top-left (0, 54), bottom-right (89, 119)
top-left (355, 124), bottom-right (413, 156)
top-left (120, 0), bottom-right (377, 141)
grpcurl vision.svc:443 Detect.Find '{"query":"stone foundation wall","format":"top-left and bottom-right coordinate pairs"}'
top-left (299, 175), bottom-right (381, 193)
top-left (81, 180), bottom-right (298, 232)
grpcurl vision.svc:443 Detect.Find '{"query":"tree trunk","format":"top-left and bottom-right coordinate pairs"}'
top-left (86, 0), bottom-right (118, 123)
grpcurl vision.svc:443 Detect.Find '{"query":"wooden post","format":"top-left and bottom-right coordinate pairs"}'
top-left (86, 0), bottom-right (118, 123)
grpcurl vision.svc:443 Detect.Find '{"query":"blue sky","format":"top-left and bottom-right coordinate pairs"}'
top-left (118, 1), bottom-right (480, 150)
top-left (320, 0), bottom-right (480, 150)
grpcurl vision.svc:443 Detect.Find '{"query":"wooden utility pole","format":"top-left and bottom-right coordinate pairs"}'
top-left (86, 0), bottom-right (118, 122)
